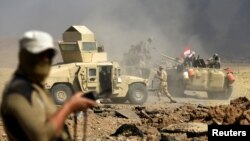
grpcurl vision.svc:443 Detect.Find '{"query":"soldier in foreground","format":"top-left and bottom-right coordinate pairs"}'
top-left (155, 66), bottom-right (177, 103)
top-left (0, 31), bottom-right (96, 141)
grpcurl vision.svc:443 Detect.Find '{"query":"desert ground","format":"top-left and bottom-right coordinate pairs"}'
top-left (0, 63), bottom-right (249, 141)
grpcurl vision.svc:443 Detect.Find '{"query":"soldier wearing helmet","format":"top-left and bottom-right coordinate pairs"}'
top-left (0, 30), bottom-right (97, 141)
top-left (155, 65), bottom-right (177, 103)
top-left (207, 53), bottom-right (221, 68)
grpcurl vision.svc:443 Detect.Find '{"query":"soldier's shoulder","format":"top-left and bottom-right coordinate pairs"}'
top-left (5, 76), bottom-right (34, 103)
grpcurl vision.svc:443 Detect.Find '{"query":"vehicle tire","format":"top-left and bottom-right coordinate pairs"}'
top-left (167, 69), bottom-right (185, 97)
top-left (127, 83), bottom-right (148, 105)
top-left (168, 79), bottom-right (185, 97)
top-left (207, 92), bottom-right (218, 99)
top-left (110, 97), bottom-right (127, 104)
top-left (207, 85), bottom-right (233, 100)
top-left (51, 84), bottom-right (73, 105)
top-left (224, 85), bottom-right (233, 99)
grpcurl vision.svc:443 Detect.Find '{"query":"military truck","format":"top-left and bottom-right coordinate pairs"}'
top-left (161, 54), bottom-right (235, 100)
top-left (44, 25), bottom-right (148, 105)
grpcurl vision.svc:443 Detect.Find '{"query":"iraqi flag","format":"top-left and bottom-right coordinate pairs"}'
top-left (181, 44), bottom-right (192, 58)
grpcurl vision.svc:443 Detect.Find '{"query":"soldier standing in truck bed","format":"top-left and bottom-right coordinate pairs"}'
top-left (155, 66), bottom-right (177, 103)
top-left (207, 53), bottom-right (221, 69)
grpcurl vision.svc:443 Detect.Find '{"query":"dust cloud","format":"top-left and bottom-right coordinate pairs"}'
top-left (0, 0), bottom-right (250, 68)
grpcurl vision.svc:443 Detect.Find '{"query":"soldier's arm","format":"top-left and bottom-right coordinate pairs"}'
top-left (159, 71), bottom-right (165, 81)
top-left (155, 70), bottom-right (161, 79)
top-left (48, 92), bottom-right (96, 135)
top-left (5, 93), bottom-right (57, 141)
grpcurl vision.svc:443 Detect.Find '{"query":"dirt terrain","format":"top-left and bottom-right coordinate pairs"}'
top-left (0, 64), bottom-right (249, 141)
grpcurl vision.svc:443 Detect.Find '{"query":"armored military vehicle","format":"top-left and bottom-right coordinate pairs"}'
top-left (161, 54), bottom-right (235, 100)
top-left (45, 25), bottom-right (148, 105)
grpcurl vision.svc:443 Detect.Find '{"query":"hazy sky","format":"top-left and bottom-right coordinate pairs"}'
top-left (0, 0), bottom-right (250, 66)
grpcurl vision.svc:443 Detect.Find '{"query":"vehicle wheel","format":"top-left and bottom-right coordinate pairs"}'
top-left (51, 84), bottom-right (73, 105)
top-left (128, 83), bottom-right (148, 105)
top-left (207, 85), bottom-right (233, 100)
top-left (167, 69), bottom-right (185, 97)
top-left (168, 79), bottom-right (185, 97)
top-left (224, 85), bottom-right (233, 99)
top-left (110, 97), bottom-right (127, 104)
top-left (207, 92), bottom-right (218, 99)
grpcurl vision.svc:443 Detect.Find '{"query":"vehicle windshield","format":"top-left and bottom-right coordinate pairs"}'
top-left (60, 44), bottom-right (78, 51)
top-left (82, 42), bottom-right (96, 51)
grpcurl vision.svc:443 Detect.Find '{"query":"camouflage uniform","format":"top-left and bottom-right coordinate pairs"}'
top-left (156, 66), bottom-right (176, 103)
top-left (0, 31), bottom-right (71, 141)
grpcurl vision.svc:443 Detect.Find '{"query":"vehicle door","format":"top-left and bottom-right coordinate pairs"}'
top-left (112, 64), bottom-right (121, 94)
top-left (77, 66), bottom-right (87, 91)
top-left (99, 65), bottom-right (112, 94)
top-left (86, 67), bottom-right (99, 92)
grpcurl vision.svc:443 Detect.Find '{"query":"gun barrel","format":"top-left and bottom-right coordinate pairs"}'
top-left (160, 53), bottom-right (182, 64)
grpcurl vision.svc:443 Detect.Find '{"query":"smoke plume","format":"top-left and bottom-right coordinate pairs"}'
top-left (0, 0), bottom-right (249, 67)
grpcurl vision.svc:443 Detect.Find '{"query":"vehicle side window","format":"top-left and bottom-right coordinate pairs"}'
top-left (82, 42), bottom-right (96, 51)
top-left (88, 68), bottom-right (97, 82)
top-left (118, 69), bottom-right (121, 76)
top-left (60, 44), bottom-right (78, 51)
top-left (89, 68), bottom-right (96, 76)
